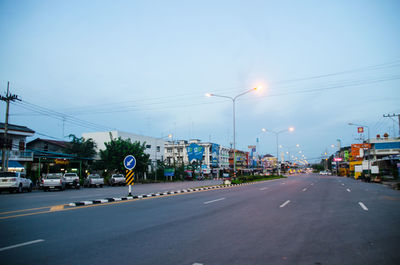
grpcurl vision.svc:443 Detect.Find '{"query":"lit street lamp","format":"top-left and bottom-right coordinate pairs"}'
top-left (206, 86), bottom-right (261, 177)
top-left (262, 127), bottom-right (294, 175)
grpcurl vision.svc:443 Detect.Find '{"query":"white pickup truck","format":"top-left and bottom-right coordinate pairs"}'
top-left (109, 174), bottom-right (125, 186)
top-left (42, 173), bottom-right (66, 191)
top-left (63, 172), bottom-right (80, 189)
top-left (0, 171), bottom-right (33, 193)
top-left (84, 174), bottom-right (104, 188)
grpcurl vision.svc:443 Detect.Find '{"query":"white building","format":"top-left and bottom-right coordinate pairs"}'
top-left (82, 131), bottom-right (165, 165)
top-left (164, 139), bottom-right (230, 171)
top-left (1, 123), bottom-right (35, 171)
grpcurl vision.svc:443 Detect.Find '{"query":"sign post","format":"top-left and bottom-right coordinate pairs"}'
top-left (123, 155), bottom-right (136, 196)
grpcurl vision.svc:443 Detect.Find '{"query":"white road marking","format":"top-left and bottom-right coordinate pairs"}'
top-left (192, 263), bottom-right (203, 265)
top-left (359, 202), bottom-right (369, 211)
top-left (347, 189), bottom-right (351, 192)
top-left (281, 182), bottom-right (286, 185)
top-left (0, 239), bottom-right (44, 252)
top-left (311, 183), bottom-right (314, 186)
top-left (279, 200), bottom-right (291, 208)
top-left (260, 187), bottom-right (268, 191)
top-left (302, 188), bottom-right (307, 192)
top-left (204, 198), bottom-right (226, 204)
top-left (342, 183), bottom-right (345, 186)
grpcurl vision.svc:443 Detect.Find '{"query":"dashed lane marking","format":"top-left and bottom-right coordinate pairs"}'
top-left (0, 239), bottom-right (44, 252)
top-left (302, 188), bottom-right (307, 192)
top-left (359, 202), bottom-right (368, 211)
top-left (260, 187), bottom-right (268, 191)
top-left (347, 189), bottom-right (351, 192)
top-left (279, 200), bottom-right (291, 208)
top-left (204, 198), bottom-right (226, 204)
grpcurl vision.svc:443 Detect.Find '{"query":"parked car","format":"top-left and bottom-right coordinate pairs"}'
top-left (63, 172), bottom-right (80, 189)
top-left (109, 174), bottom-right (125, 186)
top-left (84, 174), bottom-right (104, 188)
top-left (319, 170), bottom-right (332, 176)
top-left (222, 173), bottom-right (231, 180)
top-left (42, 173), bottom-right (66, 191)
top-left (0, 171), bottom-right (33, 193)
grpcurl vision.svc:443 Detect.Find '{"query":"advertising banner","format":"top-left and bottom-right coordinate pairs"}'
top-left (211, 144), bottom-right (220, 167)
top-left (351, 144), bottom-right (371, 160)
top-left (186, 143), bottom-right (204, 162)
top-left (164, 168), bottom-right (175, 177)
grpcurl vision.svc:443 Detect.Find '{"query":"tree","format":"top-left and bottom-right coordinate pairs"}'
top-left (99, 137), bottom-right (150, 174)
top-left (66, 134), bottom-right (97, 158)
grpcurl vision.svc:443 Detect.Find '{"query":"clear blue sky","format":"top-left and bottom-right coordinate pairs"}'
top-left (1, 0), bottom-right (399, 162)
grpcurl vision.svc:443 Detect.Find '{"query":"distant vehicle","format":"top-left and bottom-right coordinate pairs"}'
top-left (84, 174), bottom-right (104, 188)
top-left (42, 173), bottom-right (66, 191)
top-left (319, 170), bottom-right (332, 176)
top-left (222, 173), bottom-right (231, 180)
top-left (109, 174), bottom-right (125, 186)
top-left (0, 171), bottom-right (33, 193)
top-left (63, 172), bottom-right (80, 189)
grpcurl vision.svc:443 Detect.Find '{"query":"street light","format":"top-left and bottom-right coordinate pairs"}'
top-left (261, 127), bottom-right (295, 175)
top-left (348, 122), bottom-right (371, 179)
top-left (206, 86), bottom-right (261, 177)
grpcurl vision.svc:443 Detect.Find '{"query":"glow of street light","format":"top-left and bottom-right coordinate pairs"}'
top-left (205, 93), bottom-right (212, 97)
top-left (262, 128), bottom-right (267, 132)
top-left (254, 85), bottom-right (263, 91)
top-left (289, 127), bottom-right (295, 132)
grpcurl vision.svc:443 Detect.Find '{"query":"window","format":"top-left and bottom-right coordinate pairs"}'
top-left (146, 144), bottom-right (151, 149)
top-left (19, 141), bottom-right (25, 151)
top-left (157, 146), bottom-right (160, 152)
top-left (44, 143), bottom-right (49, 151)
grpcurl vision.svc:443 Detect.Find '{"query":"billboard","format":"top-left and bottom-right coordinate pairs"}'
top-left (211, 144), bottom-right (219, 167)
top-left (186, 143), bottom-right (204, 162)
top-left (351, 144), bottom-right (371, 160)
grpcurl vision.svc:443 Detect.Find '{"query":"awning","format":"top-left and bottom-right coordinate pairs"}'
top-left (0, 160), bottom-right (24, 168)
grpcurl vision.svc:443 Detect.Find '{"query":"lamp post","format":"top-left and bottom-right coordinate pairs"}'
top-left (155, 133), bottom-right (172, 181)
top-left (283, 144), bottom-right (300, 162)
top-left (206, 86), bottom-right (261, 177)
top-left (349, 123), bottom-right (371, 179)
top-left (262, 127), bottom-right (294, 175)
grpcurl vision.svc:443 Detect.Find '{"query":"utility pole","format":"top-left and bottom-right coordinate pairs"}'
top-left (1, 82), bottom-right (21, 172)
top-left (383, 113), bottom-right (400, 137)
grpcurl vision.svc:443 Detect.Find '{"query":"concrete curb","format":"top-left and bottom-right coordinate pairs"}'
top-left (68, 182), bottom-right (257, 207)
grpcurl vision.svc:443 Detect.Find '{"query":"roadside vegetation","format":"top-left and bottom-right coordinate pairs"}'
top-left (231, 175), bottom-right (286, 184)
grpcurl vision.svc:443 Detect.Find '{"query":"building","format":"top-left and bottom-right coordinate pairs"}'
top-left (82, 131), bottom-right (165, 166)
top-left (261, 154), bottom-right (277, 171)
top-left (27, 138), bottom-right (71, 154)
top-left (164, 139), bottom-right (231, 174)
top-left (0, 123), bottom-right (35, 171)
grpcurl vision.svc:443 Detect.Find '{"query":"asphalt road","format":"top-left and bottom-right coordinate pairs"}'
top-left (0, 180), bottom-right (223, 211)
top-left (1, 174), bottom-right (399, 265)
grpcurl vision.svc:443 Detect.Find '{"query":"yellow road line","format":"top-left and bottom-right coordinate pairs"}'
top-left (50, 205), bottom-right (65, 211)
top-left (0, 206), bottom-right (52, 215)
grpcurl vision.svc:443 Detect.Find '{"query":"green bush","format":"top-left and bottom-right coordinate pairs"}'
top-left (231, 174), bottom-right (285, 184)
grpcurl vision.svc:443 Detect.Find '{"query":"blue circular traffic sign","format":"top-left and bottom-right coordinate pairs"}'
top-left (123, 155), bottom-right (136, 170)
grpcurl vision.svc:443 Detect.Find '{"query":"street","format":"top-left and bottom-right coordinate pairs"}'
top-left (1, 174), bottom-right (399, 265)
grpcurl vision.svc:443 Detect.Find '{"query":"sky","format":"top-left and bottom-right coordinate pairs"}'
top-left (0, 0), bottom-right (399, 163)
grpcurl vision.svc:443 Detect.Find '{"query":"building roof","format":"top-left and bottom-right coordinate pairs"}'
top-left (27, 138), bottom-right (71, 149)
top-left (0, 123), bottom-right (35, 134)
